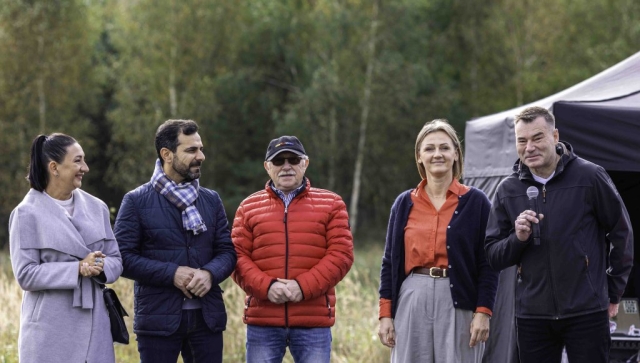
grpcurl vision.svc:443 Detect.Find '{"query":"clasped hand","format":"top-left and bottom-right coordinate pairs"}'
top-left (174, 266), bottom-right (212, 299)
top-left (79, 251), bottom-right (106, 277)
top-left (268, 278), bottom-right (303, 304)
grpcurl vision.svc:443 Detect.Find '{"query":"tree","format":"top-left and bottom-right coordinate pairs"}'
top-left (0, 0), bottom-right (100, 244)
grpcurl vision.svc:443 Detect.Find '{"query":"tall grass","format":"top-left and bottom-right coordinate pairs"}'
top-left (0, 246), bottom-right (390, 363)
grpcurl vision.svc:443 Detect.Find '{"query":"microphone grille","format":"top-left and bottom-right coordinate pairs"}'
top-left (526, 186), bottom-right (539, 199)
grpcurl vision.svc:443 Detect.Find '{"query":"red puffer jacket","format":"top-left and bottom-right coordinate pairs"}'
top-left (232, 179), bottom-right (354, 327)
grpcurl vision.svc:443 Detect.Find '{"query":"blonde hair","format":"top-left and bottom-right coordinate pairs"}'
top-left (415, 119), bottom-right (463, 180)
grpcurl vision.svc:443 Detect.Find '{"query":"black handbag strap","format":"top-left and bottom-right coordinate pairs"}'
top-left (100, 283), bottom-right (130, 318)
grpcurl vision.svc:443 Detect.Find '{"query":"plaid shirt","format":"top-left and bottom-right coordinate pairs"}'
top-left (269, 177), bottom-right (307, 207)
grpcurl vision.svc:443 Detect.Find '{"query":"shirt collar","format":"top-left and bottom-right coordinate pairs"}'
top-left (269, 177), bottom-right (307, 200)
top-left (414, 178), bottom-right (465, 198)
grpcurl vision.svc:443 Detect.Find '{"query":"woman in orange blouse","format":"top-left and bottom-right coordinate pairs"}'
top-left (377, 119), bottom-right (498, 362)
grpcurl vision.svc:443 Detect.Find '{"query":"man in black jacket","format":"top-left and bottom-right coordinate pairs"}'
top-left (114, 119), bottom-right (236, 363)
top-left (485, 106), bottom-right (633, 363)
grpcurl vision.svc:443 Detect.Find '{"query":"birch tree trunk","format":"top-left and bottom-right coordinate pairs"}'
top-left (37, 35), bottom-right (46, 133)
top-left (169, 0), bottom-right (178, 117)
top-left (38, 77), bottom-right (46, 134)
top-left (349, 0), bottom-right (379, 237)
top-left (169, 45), bottom-right (178, 117)
top-left (328, 106), bottom-right (337, 191)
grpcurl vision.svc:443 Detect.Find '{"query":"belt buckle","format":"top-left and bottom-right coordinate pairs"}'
top-left (429, 267), bottom-right (441, 278)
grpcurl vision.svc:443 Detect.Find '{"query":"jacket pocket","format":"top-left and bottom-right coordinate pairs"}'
top-left (583, 255), bottom-right (597, 295)
top-left (325, 294), bottom-right (332, 318)
top-left (28, 291), bottom-right (44, 322)
top-left (515, 261), bottom-right (550, 315)
top-left (244, 296), bottom-right (253, 322)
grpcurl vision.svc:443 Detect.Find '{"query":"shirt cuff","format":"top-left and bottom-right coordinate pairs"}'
top-left (379, 298), bottom-right (392, 319)
top-left (475, 306), bottom-right (492, 317)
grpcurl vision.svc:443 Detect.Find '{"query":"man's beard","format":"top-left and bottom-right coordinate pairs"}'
top-left (173, 159), bottom-right (201, 182)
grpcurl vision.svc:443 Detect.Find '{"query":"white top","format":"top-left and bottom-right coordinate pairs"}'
top-left (45, 190), bottom-right (75, 217)
top-left (532, 171), bottom-right (555, 185)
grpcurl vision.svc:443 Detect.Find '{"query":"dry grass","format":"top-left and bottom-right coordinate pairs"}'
top-left (0, 254), bottom-right (21, 363)
top-left (0, 246), bottom-right (390, 363)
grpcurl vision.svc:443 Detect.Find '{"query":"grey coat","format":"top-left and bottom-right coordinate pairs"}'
top-left (9, 189), bottom-right (123, 363)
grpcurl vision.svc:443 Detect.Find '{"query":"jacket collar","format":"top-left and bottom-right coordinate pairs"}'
top-left (264, 177), bottom-right (310, 199)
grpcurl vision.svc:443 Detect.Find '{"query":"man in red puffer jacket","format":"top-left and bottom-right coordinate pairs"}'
top-left (232, 135), bottom-right (354, 363)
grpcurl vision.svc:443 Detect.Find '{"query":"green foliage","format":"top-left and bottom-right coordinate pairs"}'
top-left (0, 0), bottom-right (639, 243)
top-left (0, 0), bottom-right (102, 244)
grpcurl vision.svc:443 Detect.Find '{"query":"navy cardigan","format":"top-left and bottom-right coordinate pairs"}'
top-left (379, 186), bottom-right (498, 318)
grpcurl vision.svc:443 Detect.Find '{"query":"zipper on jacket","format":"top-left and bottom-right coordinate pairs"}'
top-left (537, 182), bottom-right (559, 317)
top-left (184, 229), bottom-right (193, 267)
top-left (541, 189), bottom-right (560, 318)
top-left (284, 205), bottom-right (290, 279)
top-left (548, 251), bottom-right (560, 318)
top-left (284, 205), bottom-right (290, 327)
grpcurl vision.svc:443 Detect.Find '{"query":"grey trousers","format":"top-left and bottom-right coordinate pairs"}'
top-left (391, 273), bottom-right (484, 363)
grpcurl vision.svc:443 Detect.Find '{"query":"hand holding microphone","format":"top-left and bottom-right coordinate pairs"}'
top-left (515, 186), bottom-right (543, 243)
top-left (526, 186), bottom-right (541, 245)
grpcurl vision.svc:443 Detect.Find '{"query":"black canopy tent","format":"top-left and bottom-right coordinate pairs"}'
top-left (463, 51), bottom-right (640, 363)
top-left (464, 51), bottom-right (640, 196)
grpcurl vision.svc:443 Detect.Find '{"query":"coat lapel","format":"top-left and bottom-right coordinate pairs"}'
top-left (70, 190), bottom-right (109, 250)
top-left (19, 189), bottom-right (96, 258)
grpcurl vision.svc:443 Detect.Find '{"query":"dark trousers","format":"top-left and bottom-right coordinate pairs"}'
top-left (137, 309), bottom-right (223, 363)
top-left (516, 310), bottom-right (610, 363)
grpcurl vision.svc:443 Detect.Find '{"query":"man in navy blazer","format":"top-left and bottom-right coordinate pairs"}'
top-left (114, 119), bottom-right (237, 363)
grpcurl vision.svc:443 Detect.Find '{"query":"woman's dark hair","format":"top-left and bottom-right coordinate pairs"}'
top-left (155, 119), bottom-right (199, 164)
top-left (28, 133), bottom-right (77, 192)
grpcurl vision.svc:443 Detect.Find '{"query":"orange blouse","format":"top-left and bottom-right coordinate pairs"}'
top-left (404, 178), bottom-right (468, 274)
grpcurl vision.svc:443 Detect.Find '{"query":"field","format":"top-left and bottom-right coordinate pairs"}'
top-left (0, 246), bottom-right (390, 363)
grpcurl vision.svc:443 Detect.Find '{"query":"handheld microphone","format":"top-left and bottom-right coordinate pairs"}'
top-left (526, 186), bottom-right (541, 245)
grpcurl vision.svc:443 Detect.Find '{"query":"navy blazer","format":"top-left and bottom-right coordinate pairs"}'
top-left (114, 182), bottom-right (237, 336)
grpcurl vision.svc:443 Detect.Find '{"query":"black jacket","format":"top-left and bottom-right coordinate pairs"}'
top-left (485, 142), bottom-right (633, 319)
top-left (114, 182), bottom-right (237, 335)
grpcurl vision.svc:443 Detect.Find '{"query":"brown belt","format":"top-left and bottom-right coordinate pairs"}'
top-left (413, 267), bottom-right (448, 278)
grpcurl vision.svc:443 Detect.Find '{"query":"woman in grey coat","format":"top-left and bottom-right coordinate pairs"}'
top-left (9, 133), bottom-right (123, 363)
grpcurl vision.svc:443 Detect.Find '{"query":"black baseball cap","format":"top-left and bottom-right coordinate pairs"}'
top-left (265, 136), bottom-right (307, 161)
